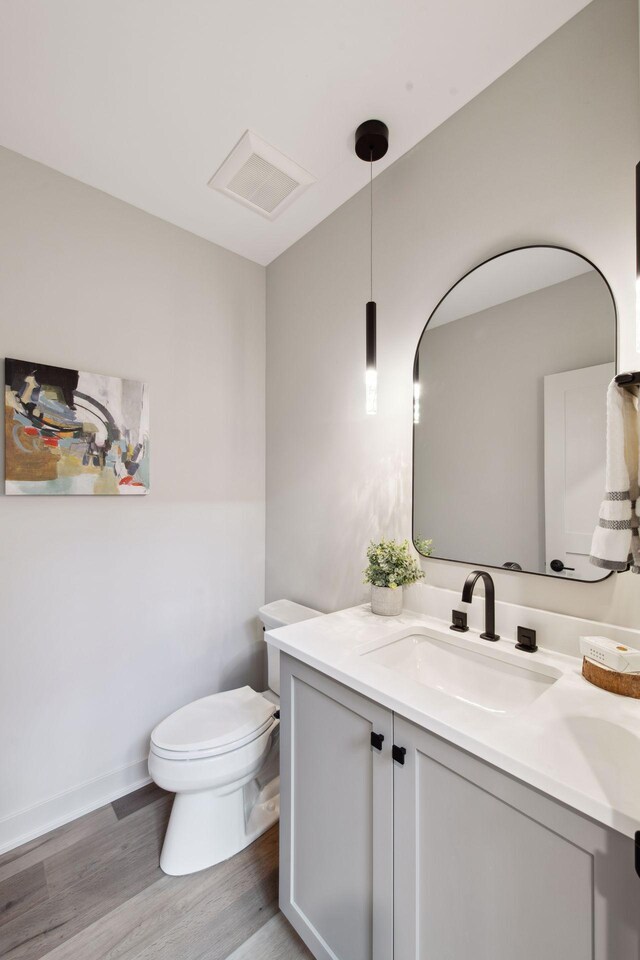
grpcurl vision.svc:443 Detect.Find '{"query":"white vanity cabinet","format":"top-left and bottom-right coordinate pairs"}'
top-left (279, 656), bottom-right (394, 960)
top-left (280, 654), bottom-right (640, 960)
top-left (393, 715), bottom-right (639, 960)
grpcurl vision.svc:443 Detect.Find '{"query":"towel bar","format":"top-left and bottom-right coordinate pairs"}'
top-left (615, 372), bottom-right (640, 388)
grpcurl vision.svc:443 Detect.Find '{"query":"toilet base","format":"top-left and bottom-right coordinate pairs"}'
top-left (160, 777), bottom-right (280, 876)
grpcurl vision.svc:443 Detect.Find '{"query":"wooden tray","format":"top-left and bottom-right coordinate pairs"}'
top-left (582, 657), bottom-right (640, 699)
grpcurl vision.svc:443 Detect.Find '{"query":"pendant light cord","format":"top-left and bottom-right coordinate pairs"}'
top-left (370, 148), bottom-right (373, 301)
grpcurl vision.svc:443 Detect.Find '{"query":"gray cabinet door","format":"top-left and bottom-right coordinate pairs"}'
top-left (393, 716), bottom-right (640, 960)
top-left (280, 655), bottom-right (393, 960)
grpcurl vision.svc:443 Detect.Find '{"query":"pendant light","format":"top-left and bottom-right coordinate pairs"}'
top-left (355, 120), bottom-right (389, 415)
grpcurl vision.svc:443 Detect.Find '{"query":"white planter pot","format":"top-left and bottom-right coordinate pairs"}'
top-left (371, 585), bottom-right (403, 617)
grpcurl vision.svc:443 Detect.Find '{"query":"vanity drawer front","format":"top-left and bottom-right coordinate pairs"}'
top-left (393, 716), bottom-right (640, 960)
top-left (280, 655), bottom-right (393, 960)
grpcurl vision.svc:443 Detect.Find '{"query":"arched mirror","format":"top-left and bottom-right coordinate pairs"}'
top-left (412, 245), bottom-right (616, 582)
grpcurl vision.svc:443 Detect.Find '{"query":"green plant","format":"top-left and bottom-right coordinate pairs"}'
top-left (413, 536), bottom-right (433, 557)
top-left (363, 538), bottom-right (425, 589)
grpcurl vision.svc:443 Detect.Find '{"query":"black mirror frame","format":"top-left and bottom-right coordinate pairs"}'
top-left (411, 243), bottom-right (618, 584)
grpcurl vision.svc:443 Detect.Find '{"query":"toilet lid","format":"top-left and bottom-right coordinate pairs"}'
top-left (151, 686), bottom-right (276, 754)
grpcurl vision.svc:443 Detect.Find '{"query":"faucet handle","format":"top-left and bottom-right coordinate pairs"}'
top-left (515, 626), bottom-right (537, 652)
top-left (450, 610), bottom-right (469, 633)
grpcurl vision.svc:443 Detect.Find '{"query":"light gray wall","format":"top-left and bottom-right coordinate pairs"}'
top-left (0, 146), bottom-right (266, 844)
top-left (414, 271), bottom-right (615, 573)
top-left (266, 0), bottom-right (640, 626)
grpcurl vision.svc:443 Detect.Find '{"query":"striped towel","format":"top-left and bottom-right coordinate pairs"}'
top-left (590, 378), bottom-right (640, 573)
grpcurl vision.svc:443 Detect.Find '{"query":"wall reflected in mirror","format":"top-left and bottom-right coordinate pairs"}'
top-left (412, 246), bottom-right (616, 582)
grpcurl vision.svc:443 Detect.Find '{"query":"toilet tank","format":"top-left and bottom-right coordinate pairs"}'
top-left (258, 599), bottom-right (322, 695)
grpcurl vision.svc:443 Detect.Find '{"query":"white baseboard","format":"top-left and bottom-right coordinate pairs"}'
top-left (0, 758), bottom-right (152, 856)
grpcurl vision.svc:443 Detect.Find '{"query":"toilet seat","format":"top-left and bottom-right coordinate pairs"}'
top-left (150, 686), bottom-right (276, 761)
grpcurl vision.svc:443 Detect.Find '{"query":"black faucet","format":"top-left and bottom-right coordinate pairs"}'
top-left (461, 570), bottom-right (500, 642)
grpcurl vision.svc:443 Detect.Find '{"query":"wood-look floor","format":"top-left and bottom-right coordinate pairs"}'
top-left (0, 784), bottom-right (312, 960)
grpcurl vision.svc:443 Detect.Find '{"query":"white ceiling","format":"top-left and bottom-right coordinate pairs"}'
top-left (0, 0), bottom-right (591, 266)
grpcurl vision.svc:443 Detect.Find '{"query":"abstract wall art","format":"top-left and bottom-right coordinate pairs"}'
top-left (4, 358), bottom-right (149, 495)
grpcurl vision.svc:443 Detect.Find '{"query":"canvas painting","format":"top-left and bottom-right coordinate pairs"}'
top-left (4, 358), bottom-right (149, 495)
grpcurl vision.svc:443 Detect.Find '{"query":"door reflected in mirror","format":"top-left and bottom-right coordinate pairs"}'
top-left (412, 246), bottom-right (616, 582)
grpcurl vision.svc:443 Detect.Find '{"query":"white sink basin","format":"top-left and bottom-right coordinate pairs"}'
top-left (362, 631), bottom-right (560, 714)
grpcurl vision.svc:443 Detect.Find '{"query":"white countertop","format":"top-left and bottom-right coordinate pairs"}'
top-left (266, 603), bottom-right (640, 839)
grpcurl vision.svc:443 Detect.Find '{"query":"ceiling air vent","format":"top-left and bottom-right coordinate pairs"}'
top-left (208, 130), bottom-right (315, 219)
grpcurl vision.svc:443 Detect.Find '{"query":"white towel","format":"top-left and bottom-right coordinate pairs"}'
top-left (590, 378), bottom-right (640, 573)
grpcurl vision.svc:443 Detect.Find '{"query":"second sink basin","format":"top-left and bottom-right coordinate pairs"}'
top-left (362, 630), bottom-right (560, 715)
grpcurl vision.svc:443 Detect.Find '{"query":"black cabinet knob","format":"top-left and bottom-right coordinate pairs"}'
top-left (635, 831), bottom-right (640, 879)
top-left (550, 559), bottom-right (575, 573)
top-left (392, 745), bottom-right (406, 765)
top-left (370, 731), bottom-right (384, 751)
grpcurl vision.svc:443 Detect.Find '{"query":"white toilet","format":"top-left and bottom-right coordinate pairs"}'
top-left (148, 599), bottom-right (321, 876)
